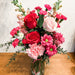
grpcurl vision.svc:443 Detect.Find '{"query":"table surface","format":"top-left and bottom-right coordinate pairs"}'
top-left (0, 53), bottom-right (75, 75)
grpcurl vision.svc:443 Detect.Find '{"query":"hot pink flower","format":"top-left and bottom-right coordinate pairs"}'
top-left (10, 26), bottom-right (20, 36)
top-left (41, 34), bottom-right (53, 46)
top-left (53, 32), bottom-right (65, 46)
top-left (44, 4), bottom-right (52, 11)
top-left (61, 14), bottom-right (67, 20)
top-left (35, 6), bottom-right (42, 10)
top-left (46, 45), bottom-right (57, 57)
top-left (57, 23), bottom-right (60, 28)
top-left (26, 43), bottom-right (45, 59)
top-left (12, 39), bottom-right (19, 48)
top-left (56, 14), bottom-right (61, 19)
top-left (39, 10), bottom-right (47, 15)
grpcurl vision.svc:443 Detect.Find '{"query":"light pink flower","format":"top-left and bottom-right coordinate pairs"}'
top-left (41, 34), bottom-right (53, 46)
top-left (39, 10), bottom-right (47, 15)
top-left (26, 43), bottom-right (45, 59)
top-left (43, 17), bottom-right (57, 32)
top-left (46, 45), bottom-right (57, 57)
top-left (53, 32), bottom-right (65, 46)
top-left (44, 4), bottom-right (52, 11)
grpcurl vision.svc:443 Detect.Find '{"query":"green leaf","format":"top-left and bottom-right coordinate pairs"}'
top-left (38, 14), bottom-right (44, 28)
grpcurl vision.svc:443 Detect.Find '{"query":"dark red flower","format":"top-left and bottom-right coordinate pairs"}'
top-left (24, 13), bottom-right (39, 29)
top-left (35, 6), bottom-right (42, 10)
top-left (26, 31), bottom-right (40, 44)
top-left (22, 39), bottom-right (27, 44)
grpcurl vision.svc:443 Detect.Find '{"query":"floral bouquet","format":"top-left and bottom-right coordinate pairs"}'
top-left (0, 0), bottom-right (67, 75)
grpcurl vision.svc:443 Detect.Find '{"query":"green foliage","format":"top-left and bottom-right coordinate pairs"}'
top-left (6, 53), bottom-right (17, 66)
top-left (0, 41), bottom-right (12, 51)
top-left (54, 0), bottom-right (62, 11)
top-left (57, 46), bottom-right (67, 54)
top-left (38, 14), bottom-right (44, 28)
top-left (11, 0), bottom-right (25, 16)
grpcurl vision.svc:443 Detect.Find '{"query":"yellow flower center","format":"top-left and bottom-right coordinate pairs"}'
top-left (45, 39), bottom-right (48, 42)
top-left (50, 48), bottom-right (53, 51)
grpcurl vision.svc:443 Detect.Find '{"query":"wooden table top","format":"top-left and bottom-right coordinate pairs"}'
top-left (0, 53), bottom-right (75, 75)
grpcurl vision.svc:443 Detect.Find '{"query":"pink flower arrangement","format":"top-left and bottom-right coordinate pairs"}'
top-left (41, 34), bottom-right (53, 46)
top-left (44, 4), bottom-right (52, 11)
top-left (39, 10), bottom-right (47, 15)
top-left (46, 45), bottom-right (57, 57)
top-left (12, 39), bottom-right (19, 48)
top-left (26, 43), bottom-right (45, 59)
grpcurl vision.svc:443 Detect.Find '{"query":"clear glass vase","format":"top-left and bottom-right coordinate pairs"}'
top-left (31, 60), bottom-right (45, 75)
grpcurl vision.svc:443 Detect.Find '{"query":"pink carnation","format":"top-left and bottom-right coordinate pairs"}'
top-left (35, 6), bottom-right (42, 10)
top-left (12, 39), bottom-right (19, 48)
top-left (44, 4), bottom-right (52, 11)
top-left (41, 34), bottom-right (53, 46)
top-left (10, 26), bottom-right (20, 37)
top-left (61, 14), bottom-right (67, 20)
top-left (57, 23), bottom-right (60, 28)
top-left (56, 14), bottom-right (61, 19)
top-left (39, 10), bottom-right (47, 15)
top-left (53, 32), bottom-right (65, 46)
top-left (26, 43), bottom-right (45, 59)
top-left (46, 45), bottom-right (57, 57)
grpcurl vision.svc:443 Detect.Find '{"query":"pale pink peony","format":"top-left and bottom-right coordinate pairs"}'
top-left (44, 4), bottom-right (52, 11)
top-left (39, 10), bottom-right (47, 15)
top-left (43, 17), bottom-right (57, 32)
top-left (46, 45), bottom-right (57, 57)
top-left (41, 34), bottom-right (53, 46)
top-left (26, 43), bottom-right (45, 59)
top-left (53, 32), bottom-right (65, 46)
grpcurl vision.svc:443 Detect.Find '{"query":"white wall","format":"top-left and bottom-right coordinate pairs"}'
top-left (0, 0), bottom-right (75, 52)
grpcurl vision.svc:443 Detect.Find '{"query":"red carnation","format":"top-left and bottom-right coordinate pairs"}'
top-left (12, 39), bottom-right (19, 48)
top-left (24, 13), bottom-right (39, 29)
top-left (10, 26), bottom-right (20, 37)
top-left (26, 31), bottom-right (40, 44)
top-left (35, 6), bottom-right (42, 10)
top-left (22, 39), bottom-right (27, 44)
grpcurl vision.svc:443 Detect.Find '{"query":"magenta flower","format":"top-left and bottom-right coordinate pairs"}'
top-left (56, 14), bottom-right (61, 19)
top-left (53, 32), bottom-right (65, 46)
top-left (39, 10), bottom-right (47, 15)
top-left (44, 4), bottom-right (52, 11)
top-left (61, 14), bottom-right (67, 20)
top-left (26, 43), bottom-right (45, 59)
top-left (46, 45), bottom-right (57, 57)
top-left (41, 34), bottom-right (53, 46)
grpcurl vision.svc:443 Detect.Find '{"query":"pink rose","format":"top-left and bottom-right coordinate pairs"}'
top-left (43, 17), bottom-right (57, 32)
top-left (12, 39), bottom-right (19, 48)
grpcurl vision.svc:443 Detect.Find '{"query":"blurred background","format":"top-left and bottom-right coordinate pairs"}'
top-left (0, 0), bottom-right (75, 52)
